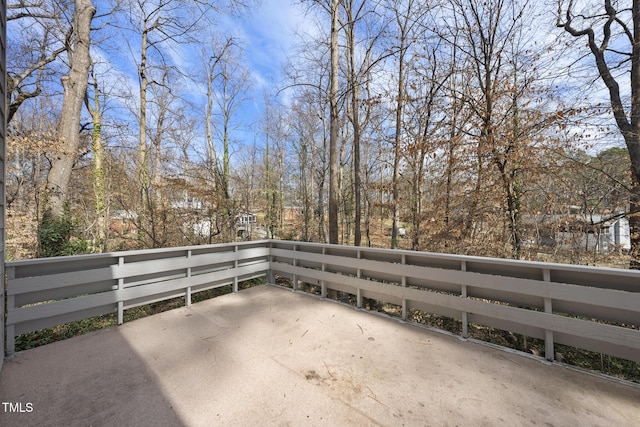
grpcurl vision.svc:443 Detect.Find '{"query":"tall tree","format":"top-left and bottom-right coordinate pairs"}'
top-left (124, 0), bottom-right (208, 246)
top-left (388, 0), bottom-right (422, 248)
top-left (446, 0), bottom-right (536, 258)
top-left (329, 0), bottom-right (341, 244)
top-left (343, 0), bottom-right (388, 246)
top-left (557, 1), bottom-right (640, 265)
top-left (210, 41), bottom-right (251, 205)
top-left (84, 64), bottom-right (107, 251)
top-left (44, 0), bottom-right (95, 221)
top-left (204, 37), bottom-right (234, 183)
top-left (344, 0), bottom-right (364, 246)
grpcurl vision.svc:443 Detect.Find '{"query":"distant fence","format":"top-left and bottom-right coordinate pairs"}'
top-left (5, 241), bottom-right (269, 354)
top-left (268, 241), bottom-right (640, 363)
top-left (5, 240), bottom-right (640, 364)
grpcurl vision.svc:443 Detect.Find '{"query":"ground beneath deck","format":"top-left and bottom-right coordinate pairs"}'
top-left (1, 285), bottom-right (639, 426)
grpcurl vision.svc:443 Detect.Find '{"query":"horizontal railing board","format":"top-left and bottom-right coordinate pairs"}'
top-left (8, 291), bottom-right (119, 325)
top-left (553, 332), bottom-right (639, 362)
top-left (15, 281), bottom-right (118, 307)
top-left (403, 254), bottom-right (464, 272)
top-left (6, 241), bottom-right (266, 265)
top-left (191, 263), bottom-right (235, 276)
top-left (9, 256), bottom-right (119, 279)
top-left (272, 241), bottom-right (639, 290)
top-left (7, 240), bottom-right (269, 269)
top-left (549, 269), bottom-right (640, 293)
top-left (123, 270), bottom-right (188, 288)
top-left (14, 305), bottom-right (117, 336)
top-left (8, 266), bottom-right (119, 294)
top-left (551, 300), bottom-right (639, 327)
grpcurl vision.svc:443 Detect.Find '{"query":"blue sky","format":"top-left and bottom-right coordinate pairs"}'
top-left (84, 0), bottom-right (314, 163)
top-left (7, 0), bottom-right (625, 162)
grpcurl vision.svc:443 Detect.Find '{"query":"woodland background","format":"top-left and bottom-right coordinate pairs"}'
top-left (6, 0), bottom-right (639, 268)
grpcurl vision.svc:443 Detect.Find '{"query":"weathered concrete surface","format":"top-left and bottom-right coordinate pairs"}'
top-left (1, 285), bottom-right (639, 426)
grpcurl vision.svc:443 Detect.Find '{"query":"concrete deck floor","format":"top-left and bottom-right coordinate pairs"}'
top-left (1, 285), bottom-right (639, 426)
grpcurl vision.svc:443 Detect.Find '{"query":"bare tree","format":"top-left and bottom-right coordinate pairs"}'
top-left (329, 0), bottom-right (341, 244)
top-left (557, 1), bottom-right (640, 265)
top-left (84, 64), bottom-right (107, 251)
top-left (210, 41), bottom-right (251, 202)
top-left (342, 0), bottom-right (389, 246)
top-left (7, 0), bottom-right (72, 123)
top-left (387, 0), bottom-right (425, 248)
top-left (444, 0), bottom-right (539, 258)
top-left (44, 0), bottom-right (95, 221)
top-left (204, 37), bottom-right (234, 180)
top-left (122, 0), bottom-right (208, 245)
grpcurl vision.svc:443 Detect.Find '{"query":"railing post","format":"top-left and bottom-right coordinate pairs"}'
top-left (543, 269), bottom-right (554, 361)
top-left (356, 249), bottom-right (362, 308)
top-left (117, 256), bottom-right (125, 325)
top-left (292, 244), bottom-right (298, 291)
top-left (186, 250), bottom-right (193, 305)
top-left (233, 245), bottom-right (239, 293)
top-left (320, 246), bottom-right (327, 298)
top-left (461, 260), bottom-right (468, 339)
top-left (401, 254), bottom-right (407, 321)
top-left (6, 265), bottom-right (15, 355)
top-left (268, 241), bottom-right (275, 285)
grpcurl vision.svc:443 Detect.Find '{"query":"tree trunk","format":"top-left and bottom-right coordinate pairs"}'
top-left (496, 161), bottom-right (522, 258)
top-left (345, 0), bottom-right (362, 247)
top-left (391, 22), bottom-right (407, 249)
top-left (630, 173), bottom-right (640, 266)
top-left (328, 0), bottom-right (340, 245)
top-left (138, 15), bottom-right (150, 241)
top-left (45, 0), bottom-right (95, 219)
top-left (85, 72), bottom-right (106, 251)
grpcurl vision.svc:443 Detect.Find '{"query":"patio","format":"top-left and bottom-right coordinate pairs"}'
top-left (1, 285), bottom-right (638, 426)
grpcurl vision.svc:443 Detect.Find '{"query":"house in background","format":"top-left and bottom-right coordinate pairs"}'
top-left (170, 194), bottom-right (205, 210)
top-left (109, 210), bottom-right (138, 238)
top-left (236, 212), bottom-right (258, 238)
top-left (554, 214), bottom-right (630, 253)
top-left (189, 212), bottom-right (262, 239)
top-left (526, 211), bottom-right (631, 254)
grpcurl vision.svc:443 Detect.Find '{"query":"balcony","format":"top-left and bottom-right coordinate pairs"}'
top-left (1, 240), bottom-right (639, 425)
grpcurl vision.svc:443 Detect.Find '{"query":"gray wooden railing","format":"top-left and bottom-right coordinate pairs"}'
top-left (268, 241), bottom-right (640, 363)
top-left (5, 241), bottom-right (270, 354)
top-left (5, 239), bottom-right (640, 364)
